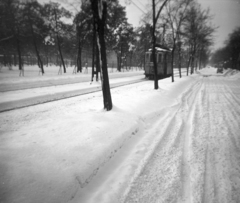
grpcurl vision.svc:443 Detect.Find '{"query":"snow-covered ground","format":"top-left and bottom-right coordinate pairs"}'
top-left (0, 67), bottom-right (240, 203)
top-left (0, 75), bottom-right (145, 112)
top-left (0, 64), bottom-right (144, 91)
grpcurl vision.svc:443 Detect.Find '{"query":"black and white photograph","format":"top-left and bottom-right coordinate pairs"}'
top-left (0, 0), bottom-right (240, 202)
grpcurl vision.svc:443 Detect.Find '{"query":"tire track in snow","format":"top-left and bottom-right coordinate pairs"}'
top-left (124, 75), bottom-right (240, 203)
top-left (179, 78), bottom-right (205, 203)
top-left (217, 78), bottom-right (240, 202)
top-left (201, 78), bottom-right (214, 203)
top-left (221, 79), bottom-right (240, 152)
top-left (123, 109), bottom-right (185, 202)
top-left (182, 77), bottom-right (211, 203)
top-left (201, 76), bottom-right (240, 203)
top-left (207, 77), bottom-right (231, 203)
top-left (123, 79), bottom-right (204, 203)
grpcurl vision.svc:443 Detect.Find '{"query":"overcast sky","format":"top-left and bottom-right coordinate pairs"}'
top-left (120, 0), bottom-right (240, 51)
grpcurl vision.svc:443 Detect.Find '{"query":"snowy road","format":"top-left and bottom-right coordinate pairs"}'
top-left (123, 76), bottom-right (240, 203)
top-left (0, 68), bottom-right (240, 203)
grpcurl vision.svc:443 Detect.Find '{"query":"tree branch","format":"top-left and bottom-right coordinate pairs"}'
top-left (0, 35), bottom-right (14, 43)
top-left (155, 0), bottom-right (169, 24)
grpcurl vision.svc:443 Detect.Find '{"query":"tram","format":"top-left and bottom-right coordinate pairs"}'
top-left (144, 45), bottom-right (172, 79)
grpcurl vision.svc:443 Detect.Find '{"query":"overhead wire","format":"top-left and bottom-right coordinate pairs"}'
top-left (128, 0), bottom-right (147, 14)
top-left (135, 0), bottom-right (146, 9)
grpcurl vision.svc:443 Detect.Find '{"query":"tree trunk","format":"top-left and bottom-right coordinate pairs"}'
top-left (77, 38), bottom-right (82, 73)
top-left (144, 44), bottom-right (147, 71)
top-left (187, 56), bottom-right (191, 76)
top-left (96, 43), bottom-right (100, 81)
top-left (56, 34), bottom-right (66, 73)
top-left (178, 46), bottom-right (182, 78)
top-left (29, 18), bottom-right (44, 74)
top-left (117, 53), bottom-right (121, 72)
top-left (45, 45), bottom-right (49, 67)
top-left (91, 20), bottom-right (96, 81)
top-left (91, 0), bottom-right (112, 111)
top-left (152, 0), bottom-right (158, 90)
top-left (15, 28), bottom-right (23, 76)
top-left (186, 45), bottom-right (192, 76)
top-left (199, 49), bottom-right (202, 69)
top-left (171, 44), bottom-right (175, 83)
top-left (54, 8), bottom-right (66, 73)
top-left (120, 43), bottom-right (123, 72)
top-left (191, 43), bottom-right (196, 74)
top-left (130, 52), bottom-right (132, 70)
top-left (14, 54), bottom-right (17, 66)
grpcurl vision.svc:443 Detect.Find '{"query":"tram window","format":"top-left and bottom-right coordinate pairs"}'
top-left (150, 53), bottom-right (158, 62)
top-left (145, 53), bottom-right (148, 62)
top-left (158, 54), bottom-right (162, 63)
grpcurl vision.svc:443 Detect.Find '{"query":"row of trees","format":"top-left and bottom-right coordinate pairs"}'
top-left (148, 0), bottom-right (215, 88)
top-left (0, 0), bottom-right (215, 110)
top-left (0, 0), bottom-right (73, 75)
top-left (0, 0), bottom-right (136, 76)
top-left (0, 0), bottom-right (215, 75)
top-left (211, 27), bottom-right (240, 70)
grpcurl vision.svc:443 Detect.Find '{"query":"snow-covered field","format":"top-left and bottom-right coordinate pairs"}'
top-left (0, 67), bottom-right (240, 203)
top-left (0, 64), bottom-right (143, 91)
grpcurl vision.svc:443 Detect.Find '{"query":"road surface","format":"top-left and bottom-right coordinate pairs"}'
top-left (123, 75), bottom-right (240, 203)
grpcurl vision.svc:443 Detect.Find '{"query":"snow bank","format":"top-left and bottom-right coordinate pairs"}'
top-left (224, 69), bottom-right (240, 79)
top-left (197, 67), bottom-right (240, 80)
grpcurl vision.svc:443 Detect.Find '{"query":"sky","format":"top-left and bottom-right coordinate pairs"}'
top-left (120, 0), bottom-right (240, 51)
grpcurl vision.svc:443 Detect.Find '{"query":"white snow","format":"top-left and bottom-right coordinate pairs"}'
top-left (0, 67), bottom-right (240, 203)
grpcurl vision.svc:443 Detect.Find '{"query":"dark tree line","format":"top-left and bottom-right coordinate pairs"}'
top-left (0, 0), bottom-right (73, 75)
top-left (211, 27), bottom-right (240, 70)
top-left (0, 0), bottom-right (138, 74)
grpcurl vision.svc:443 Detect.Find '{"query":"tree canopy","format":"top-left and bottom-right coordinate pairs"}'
top-left (211, 27), bottom-right (240, 70)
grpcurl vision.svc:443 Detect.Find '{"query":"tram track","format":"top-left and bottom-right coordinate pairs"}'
top-left (0, 77), bottom-right (146, 113)
top-left (0, 69), bottom-right (188, 113)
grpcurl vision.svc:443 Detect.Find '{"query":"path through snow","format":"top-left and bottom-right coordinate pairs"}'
top-left (123, 75), bottom-right (240, 203)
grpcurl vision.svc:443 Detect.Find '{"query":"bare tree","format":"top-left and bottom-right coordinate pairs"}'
top-left (24, 1), bottom-right (45, 75)
top-left (2, 0), bottom-right (24, 75)
top-left (184, 3), bottom-right (215, 75)
top-left (90, 0), bottom-right (112, 111)
top-left (164, 0), bottom-right (192, 82)
top-left (152, 0), bottom-right (169, 89)
top-left (44, 2), bottom-right (71, 74)
top-left (74, 3), bottom-right (92, 73)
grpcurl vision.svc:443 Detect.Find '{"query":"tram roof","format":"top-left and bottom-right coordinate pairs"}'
top-left (147, 44), bottom-right (171, 53)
